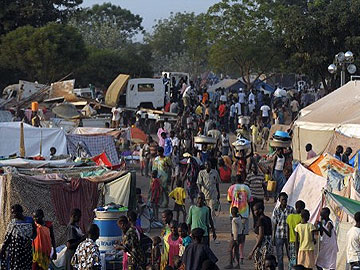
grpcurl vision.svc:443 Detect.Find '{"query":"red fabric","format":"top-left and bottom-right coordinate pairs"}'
top-left (92, 152), bottom-right (112, 167)
top-left (150, 178), bottom-right (161, 204)
top-left (164, 102), bottom-right (171, 112)
top-left (219, 166), bottom-right (231, 182)
top-left (131, 127), bottom-right (147, 143)
top-left (50, 178), bottom-right (99, 232)
top-left (219, 104), bottom-right (226, 117)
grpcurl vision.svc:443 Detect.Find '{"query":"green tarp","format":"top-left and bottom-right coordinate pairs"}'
top-left (327, 191), bottom-right (360, 217)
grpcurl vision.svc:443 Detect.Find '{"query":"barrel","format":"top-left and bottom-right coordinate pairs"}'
top-left (31, 101), bottom-right (39, 112)
top-left (93, 210), bottom-right (124, 253)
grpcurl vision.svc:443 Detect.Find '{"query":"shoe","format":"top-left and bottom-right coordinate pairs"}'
top-left (234, 264), bottom-right (240, 269)
top-left (224, 265), bottom-right (233, 269)
top-left (214, 240), bottom-right (220, 244)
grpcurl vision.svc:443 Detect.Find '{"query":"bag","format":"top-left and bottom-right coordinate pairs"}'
top-left (267, 180), bottom-right (277, 192)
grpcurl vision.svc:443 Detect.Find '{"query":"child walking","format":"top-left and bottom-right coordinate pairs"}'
top-left (167, 221), bottom-right (182, 267)
top-left (295, 210), bottom-right (316, 270)
top-left (178, 223), bottom-right (192, 257)
top-left (225, 207), bottom-right (242, 269)
top-left (169, 180), bottom-right (186, 222)
top-left (150, 170), bottom-right (161, 221)
top-left (286, 200), bottom-right (306, 269)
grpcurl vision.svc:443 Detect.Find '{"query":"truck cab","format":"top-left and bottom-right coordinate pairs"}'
top-left (105, 74), bottom-right (165, 109)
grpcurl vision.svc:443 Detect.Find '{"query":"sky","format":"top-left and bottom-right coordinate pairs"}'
top-left (82, 0), bottom-right (220, 33)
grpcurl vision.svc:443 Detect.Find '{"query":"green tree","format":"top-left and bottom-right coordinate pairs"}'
top-left (0, 0), bottom-right (82, 35)
top-left (206, 0), bottom-right (282, 89)
top-left (75, 44), bottom-right (153, 89)
top-left (145, 12), bottom-right (200, 74)
top-left (69, 3), bottom-right (143, 49)
top-left (270, 0), bottom-right (360, 92)
top-left (0, 23), bottom-right (87, 83)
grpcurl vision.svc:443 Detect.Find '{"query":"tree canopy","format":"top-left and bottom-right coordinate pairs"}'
top-left (0, 0), bottom-right (82, 35)
top-left (0, 23), bottom-right (87, 83)
top-left (69, 2), bottom-right (143, 49)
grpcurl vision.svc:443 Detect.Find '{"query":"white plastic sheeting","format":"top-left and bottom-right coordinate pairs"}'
top-left (0, 122), bottom-right (67, 157)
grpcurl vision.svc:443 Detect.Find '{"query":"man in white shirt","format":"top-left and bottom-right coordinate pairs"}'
top-left (111, 107), bottom-right (121, 128)
top-left (235, 101), bottom-right (242, 118)
top-left (229, 100), bottom-right (237, 132)
top-left (260, 104), bottom-right (271, 123)
top-left (347, 212), bottom-right (360, 268)
top-left (238, 88), bottom-right (246, 115)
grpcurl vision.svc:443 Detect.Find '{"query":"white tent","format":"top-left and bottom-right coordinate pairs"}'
top-left (0, 122), bottom-right (67, 157)
top-left (292, 80), bottom-right (360, 161)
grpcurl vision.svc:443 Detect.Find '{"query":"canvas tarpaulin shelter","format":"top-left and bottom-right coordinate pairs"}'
top-left (281, 164), bottom-right (327, 222)
top-left (67, 134), bottom-right (119, 165)
top-left (0, 122), bottom-right (67, 157)
top-left (323, 131), bottom-right (360, 158)
top-left (293, 80), bottom-right (360, 161)
top-left (0, 170), bottom-right (135, 244)
top-left (72, 127), bottom-right (121, 138)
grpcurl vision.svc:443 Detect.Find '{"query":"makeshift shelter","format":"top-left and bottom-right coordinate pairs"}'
top-left (0, 169), bottom-right (135, 244)
top-left (281, 164), bottom-right (327, 222)
top-left (72, 127), bottom-right (121, 139)
top-left (0, 122), bottom-right (67, 157)
top-left (293, 80), bottom-right (360, 161)
top-left (207, 79), bottom-right (238, 93)
top-left (282, 157), bottom-right (360, 270)
top-left (67, 134), bottom-right (119, 165)
top-left (323, 131), bottom-right (360, 157)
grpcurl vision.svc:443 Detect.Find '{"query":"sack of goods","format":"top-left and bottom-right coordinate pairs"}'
top-left (269, 130), bottom-right (291, 148)
top-left (232, 138), bottom-right (251, 151)
top-left (194, 135), bottom-right (217, 145)
top-left (238, 116), bottom-right (250, 125)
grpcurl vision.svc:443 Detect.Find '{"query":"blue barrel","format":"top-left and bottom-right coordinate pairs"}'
top-left (93, 217), bottom-right (122, 253)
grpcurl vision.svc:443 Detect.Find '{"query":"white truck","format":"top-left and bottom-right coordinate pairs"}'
top-left (105, 74), bottom-right (166, 109)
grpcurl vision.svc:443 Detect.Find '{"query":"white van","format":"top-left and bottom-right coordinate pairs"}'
top-left (105, 74), bottom-right (165, 109)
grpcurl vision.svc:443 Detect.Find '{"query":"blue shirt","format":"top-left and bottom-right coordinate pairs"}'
top-left (164, 138), bottom-right (173, 157)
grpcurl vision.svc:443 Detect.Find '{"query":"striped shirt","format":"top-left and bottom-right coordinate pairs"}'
top-left (245, 173), bottom-right (265, 200)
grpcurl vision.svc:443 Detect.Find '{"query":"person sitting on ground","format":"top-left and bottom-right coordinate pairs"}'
top-left (305, 144), bottom-right (317, 160)
top-left (71, 224), bottom-right (101, 270)
top-left (342, 147), bottom-right (353, 165)
top-left (50, 147), bottom-right (57, 160)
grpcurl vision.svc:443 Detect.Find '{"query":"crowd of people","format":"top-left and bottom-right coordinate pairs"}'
top-left (1, 79), bottom-right (360, 270)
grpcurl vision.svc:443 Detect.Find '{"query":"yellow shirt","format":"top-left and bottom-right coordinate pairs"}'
top-left (294, 223), bottom-right (316, 251)
top-left (195, 105), bottom-right (203, 115)
top-left (169, 187), bottom-right (186, 205)
top-left (250, 125), bottom-right (258, 136)
top-left (286, 213), bottom-right (302, 243)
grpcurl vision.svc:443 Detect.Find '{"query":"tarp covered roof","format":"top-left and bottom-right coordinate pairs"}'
top-left (297, 81), bottom-right (360, 129)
